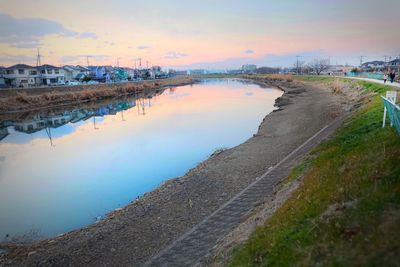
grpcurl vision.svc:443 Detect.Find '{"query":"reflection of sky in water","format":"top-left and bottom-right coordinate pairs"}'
top-left (0, 80), bottom-right (282, 242)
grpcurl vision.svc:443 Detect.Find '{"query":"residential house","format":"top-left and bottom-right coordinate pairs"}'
top-left (88, 66), bottom-right (113, 82)
top-left (63, 65), bottom-right (89, 82)
top-left (113, 67), bottom-right (129, 82)
top-left (37, 64), bottom-right (65, 85)
top-left (4, 64), bottom-right (39, 88)
top-left (123, 67), bottom-right (136, 80)
top-left (0, 67), bottom-right (5, 88)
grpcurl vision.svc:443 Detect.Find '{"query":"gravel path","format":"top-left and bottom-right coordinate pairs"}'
top-left (0, 78), bottom-right (353, 267)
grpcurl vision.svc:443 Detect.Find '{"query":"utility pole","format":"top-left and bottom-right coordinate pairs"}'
top-left (359, 56), bottom-right (365, 67)
top-left (36, 48), bottom-right (42, 86)
top-left (296, 55), bottom-right (300, 75)
top-left (117, 57), bottom-right (121, 67)
top-left (86, 56), bottom-right (91, 67)
top-left (383, 55), bottom-right (388, 64)
top-left (36, 48), bottom-right (42, 68)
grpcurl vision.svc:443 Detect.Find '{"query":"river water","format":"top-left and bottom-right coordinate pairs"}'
top-left (0, 79), bottom-right (282, 242)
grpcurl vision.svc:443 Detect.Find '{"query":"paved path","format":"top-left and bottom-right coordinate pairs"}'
top-left (144, 114), bottom-right (349, 267)
top-left (341, 76), bottom-right (400, 88)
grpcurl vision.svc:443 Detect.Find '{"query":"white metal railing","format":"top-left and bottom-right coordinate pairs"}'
top-left (382, 91), bottom-right (400, 136)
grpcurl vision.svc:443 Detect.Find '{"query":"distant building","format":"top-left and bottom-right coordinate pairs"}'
top-left (241, 64), bottom-right (257, 73)
top-left (227, 69), bottom-right (242, 74)
top-left (388, 59), bottom-right (400, 68)
top-left (188, 69), bottom-right (206, 75)
top-left (168, 69), bottom-right (188, 76)
top-left (361, 61), bottom-right (385, 70)
top-left (205, 69), bottom-right (227, 74)
top-left (254, 67), bottom-right (280, 74)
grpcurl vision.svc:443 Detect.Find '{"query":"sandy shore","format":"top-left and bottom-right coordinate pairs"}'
top-left (0, 77), bottom-right (357, 266)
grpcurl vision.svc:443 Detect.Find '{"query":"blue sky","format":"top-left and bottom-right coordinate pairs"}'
top-left (0, 0), bottom-right (399, 68)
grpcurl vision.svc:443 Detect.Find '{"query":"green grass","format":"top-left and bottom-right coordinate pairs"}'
top-left (229, 81), bottom-right (400, 267)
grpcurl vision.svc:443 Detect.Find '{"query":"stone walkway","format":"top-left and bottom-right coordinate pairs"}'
top-left (144, 114), bottom-right (348, 267)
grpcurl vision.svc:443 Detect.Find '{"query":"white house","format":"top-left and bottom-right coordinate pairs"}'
top-left (38, 64), bottom-right (65, 85)
top-left (63, 65), bottom-right (90, 82)
top-left (4, 64), bottom-right (66, 87)
top-left (4, 64), bottom-right (39, 88)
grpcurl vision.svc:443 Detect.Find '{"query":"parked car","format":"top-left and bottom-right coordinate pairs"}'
top-left (66, 81), bottom-right (80, 86)
top-left (87, 80), bottom-right (99, 85)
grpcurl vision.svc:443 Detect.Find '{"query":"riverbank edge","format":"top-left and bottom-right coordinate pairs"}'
top-left (222, 80), bottom-right (400, 266)
top-left (0, 77), bottom-right (283, 236)
top-left (0, 76), bottom-right (343, 266)
top-left (0, 77), bottom-right (195, 115)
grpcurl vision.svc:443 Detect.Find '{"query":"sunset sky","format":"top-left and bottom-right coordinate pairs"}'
top-left (0, 0), bottom-right (399, 69)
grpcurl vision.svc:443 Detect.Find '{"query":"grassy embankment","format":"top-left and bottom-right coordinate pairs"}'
top-left (230, 78), bottom-right (400, 266)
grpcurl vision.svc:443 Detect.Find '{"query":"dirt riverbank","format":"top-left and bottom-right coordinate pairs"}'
top-left (0, 77), bottom-right (361, 266)
top-left (0, 77), bottom-right (193, 114)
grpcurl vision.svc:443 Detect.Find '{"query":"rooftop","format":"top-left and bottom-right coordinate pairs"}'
top-left (6, 64), bottom-right (35, 70)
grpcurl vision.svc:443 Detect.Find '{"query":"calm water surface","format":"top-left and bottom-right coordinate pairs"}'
top-left (0, 79), bottom-right (282, 242)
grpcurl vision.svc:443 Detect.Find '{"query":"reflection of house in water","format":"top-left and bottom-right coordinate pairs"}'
top-left (0, 127), bottom-right (9, 141)
top-left (14, 113), bottom-right (72, 134)
top-left (12, 101), bottom-right (137, 134)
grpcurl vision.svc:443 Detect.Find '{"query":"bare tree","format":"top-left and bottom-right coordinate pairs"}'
top-left (309, 59), bottom-right (330, 75)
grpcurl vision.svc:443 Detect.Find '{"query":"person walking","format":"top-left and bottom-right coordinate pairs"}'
top-left (383, 73), bottom-right (388, 84)
top-left (389, 71), bottom-right (396, 83)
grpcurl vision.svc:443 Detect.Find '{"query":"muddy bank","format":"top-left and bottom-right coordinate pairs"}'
top-left (0, 77), bottom-right (356, 266)
top-left (0, 77), bottom-right (193, 114)
top-left (0, 86), bottom-right (168, 123)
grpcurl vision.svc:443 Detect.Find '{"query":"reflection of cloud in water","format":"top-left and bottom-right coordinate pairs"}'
top-left (245, 92), bottom-right (254, 96)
